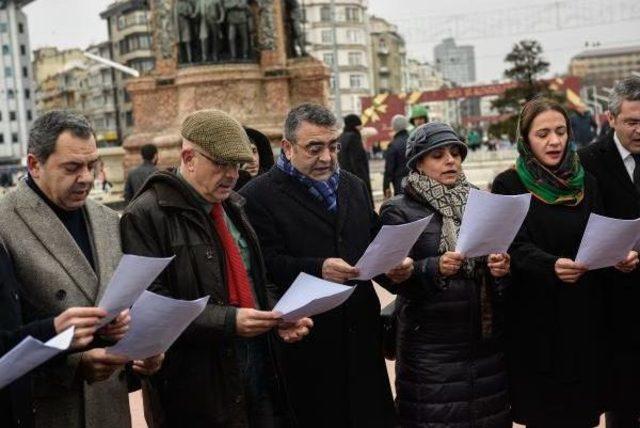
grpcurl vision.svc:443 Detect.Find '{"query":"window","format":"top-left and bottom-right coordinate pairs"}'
top-left (25, 89), bottom-right (30, 99)
top-left (329, 74), bottom-right (336, 90)
top-left (9, 111), bottom-right (16, 121)
top-left (348, 52), bottom-right (362, 66)
top-left (349, 74), bottom-right (364, 89)
top-left (11, 133), bottom-right (18, 143)
top-left (2, 45), bottom-right (9, 55)
top-left (4, 67), bottom-right (12, 77)
top-left (321, 30), bottom-right (333, 44)
top-left (0, 23), bottom-right (7, 33)
top-left (18, 23), bottom-right (24, 34)
top-left (22, 66), bottom-right (28, 78)
top-left (118, 16), bottom-right (126, 30)
top-left (320, 6), bottom-right (331, 22)
top-left (20, 45), bottom-right (26, 56)
top-left (345, 7), bottom-right (361, 22)
top-left (0, 134), bottom-right (4, 144)
top-left (27, 110), bottom-right (32, 121)
top-left (125, 110), bottom-right (134, 127)
top-left (346, 30), bottom-right (361, 44)
top-left (323, 53), bottom-right (334, 66)
top-left (7, 89), bottom-right (14, 99)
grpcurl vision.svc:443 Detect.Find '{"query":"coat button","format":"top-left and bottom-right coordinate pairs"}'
top-left (12, 291), bottom-right (19, 301)
top-left (55, 289), bottom-right (67, 301)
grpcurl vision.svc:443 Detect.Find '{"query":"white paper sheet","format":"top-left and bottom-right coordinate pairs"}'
top-left (273, 273), bottom-right (356, 323)
top-left (97, 254), bottom-right (174, 327)
top-left (0, 327), bottom-right (75, 389)
top-left (575, 214), bottom-right (640, 270)
top-left (354, 216), bottom-right (432, 280)
top-left (107, 291), bottom-right (209, 360)
top-left (455, 189), bottom-right (531, 258)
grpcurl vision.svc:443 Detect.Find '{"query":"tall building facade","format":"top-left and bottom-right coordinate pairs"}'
top-left (84, 42), bottom-right (119, 146)
top-left (0, 0), bottom-right (35, 164)
top-left (302, 0), bottom-right (372, 116)
top-left (434, 38), bottom-right (478, 120)
top-left (100, 0), bottom-right (154, 140)
top-left (434, 37), bottom-right (476, 84)
top-left (32, 47), bottom-right (85, 85)
top-left (569, 45), bottom-right (640, 89)
top-left (369, 15), bottom-right (405, 94)
top-left (404, 59), bottom-right (459, 125)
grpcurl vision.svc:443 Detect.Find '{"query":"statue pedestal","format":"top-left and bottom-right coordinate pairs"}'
top-left (123, 0), bottom-right (329, 173)
top-left (124, 58), bottom-right (329, 172)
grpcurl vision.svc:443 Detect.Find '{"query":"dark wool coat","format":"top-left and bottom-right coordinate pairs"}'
top-left (383, 130), bottom-right (410, 195)
top-left (120, 171), bottom-right (288, 428)
top-left (579, 132), bottom-right (640, 412)
top-left (0, 243), bottom-right (56, 428)
top-left (337, 129), bottom-right (373, 202)
top-left (240, 167), bottom-right (395, 428)
top-left (492, 169), bottom-right (605, 427)
top-left (379, 194), bottom-right (510, 428)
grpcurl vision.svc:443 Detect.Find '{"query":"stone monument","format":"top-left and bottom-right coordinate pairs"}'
top-left (123, 0), bottom-right (329, 172)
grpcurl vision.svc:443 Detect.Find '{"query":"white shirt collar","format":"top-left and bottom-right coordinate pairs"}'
top-left (614, 132), bottom-right (632, 160)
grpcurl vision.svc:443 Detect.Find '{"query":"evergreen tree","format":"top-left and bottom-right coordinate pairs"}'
top-left (489, 40), bottom-right (563, 140)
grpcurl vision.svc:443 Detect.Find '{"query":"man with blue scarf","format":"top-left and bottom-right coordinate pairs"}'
top-left (240, 103), bottom-right (412, 427)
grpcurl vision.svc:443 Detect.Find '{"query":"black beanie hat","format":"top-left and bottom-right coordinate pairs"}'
top-left (405, 122), bottom-right (468, 170)
top-left (343, 114), bottom-right (362, 131)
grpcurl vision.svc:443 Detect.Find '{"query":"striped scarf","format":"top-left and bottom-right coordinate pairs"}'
top-left (276, 151), bottom-right (340, 212)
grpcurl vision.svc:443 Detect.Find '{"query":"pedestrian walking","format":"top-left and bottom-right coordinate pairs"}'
top-left (124, 143), bottom-right (158, 202)
top-left (337, 113), bottom-right (373, 203)
top-left (383, 114), bottom-right (410, 199)
top-left (379, 122), bottom-right (511, 428)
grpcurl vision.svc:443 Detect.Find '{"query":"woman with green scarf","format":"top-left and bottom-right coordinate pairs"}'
top-left (379, 122), bottom-right (511, 427)
top-left (492, 97), bottom-right (638, 427)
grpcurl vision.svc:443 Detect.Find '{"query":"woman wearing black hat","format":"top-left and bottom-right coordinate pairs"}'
top-left (234, 127), bottom-right (275, 191)
top-left (379, 122), bottom-right (511, 427)
top-left (492, 98), bottom-right (638, 427)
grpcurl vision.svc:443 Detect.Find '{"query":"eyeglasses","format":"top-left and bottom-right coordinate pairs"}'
top-left (194, 149), bottom-right (241, 170)
top-left (289, 140), bottom-right (341, 157)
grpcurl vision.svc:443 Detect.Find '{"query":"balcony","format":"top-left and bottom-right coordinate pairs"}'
top-left (378, 66), bottom-right (390, 74)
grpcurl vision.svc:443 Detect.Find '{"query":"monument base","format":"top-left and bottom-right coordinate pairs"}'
top-left (123, 57), bottom-right (329, 172)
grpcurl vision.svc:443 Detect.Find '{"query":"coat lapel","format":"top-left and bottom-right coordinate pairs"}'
top-left (601, 135), bottom-right (637, 195)
top-left (14, 181), bottom-right (99, 302)
top-left (84, 200), bottom-right (119, 302)
top-left (273, 169), bottom-right (336, 226)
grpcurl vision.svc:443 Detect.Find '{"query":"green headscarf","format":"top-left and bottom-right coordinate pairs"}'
top-left (515, 135), bottom-right (585, 206)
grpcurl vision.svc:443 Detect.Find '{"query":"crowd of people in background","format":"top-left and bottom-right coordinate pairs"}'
top-left (0, 75), bottom-right (639, 428)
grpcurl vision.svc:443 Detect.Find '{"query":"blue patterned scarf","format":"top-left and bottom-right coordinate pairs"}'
top-left (276, 151), bottom-right (340, 212)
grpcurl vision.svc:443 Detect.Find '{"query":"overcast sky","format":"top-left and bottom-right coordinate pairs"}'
top-left (22, 0), bottom-right (640, 82)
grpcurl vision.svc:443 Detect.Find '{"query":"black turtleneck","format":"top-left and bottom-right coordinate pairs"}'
top-left (26, 175), bottom-right (95, 271)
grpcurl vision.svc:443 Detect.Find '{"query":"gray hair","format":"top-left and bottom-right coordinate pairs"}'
top-left (29, 110), bottom-right (95, 162)
top-left (284, 103), bottom-right (337, 143)
top-left (609, 76), bottom-right (640, 117)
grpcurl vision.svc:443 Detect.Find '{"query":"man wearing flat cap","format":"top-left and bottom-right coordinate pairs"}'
top-left (120, 109), bottom-right (312, 427)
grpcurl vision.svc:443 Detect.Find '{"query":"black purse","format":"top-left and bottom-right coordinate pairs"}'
top-left (380, 299), bottom-right (399, 361)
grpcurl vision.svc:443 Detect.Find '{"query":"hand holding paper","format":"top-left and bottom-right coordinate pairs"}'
top-left (575, 214), bottom-right (640, 270)
top-left (107, 291), bottom-right (208, 361)
top-left (97, 254), bottom-right (174, 327)
top-left (273, 273), bottom-right (356, 323)
top-left (355, 216), bottom-right (432, 280)
top-left (0, 327), bottom-right (75, 389)
top-left (455, 189), bottom-right (531, 258)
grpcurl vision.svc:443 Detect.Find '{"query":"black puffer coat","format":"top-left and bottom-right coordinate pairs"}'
top-left (380, 194), bottom-right (511, 428)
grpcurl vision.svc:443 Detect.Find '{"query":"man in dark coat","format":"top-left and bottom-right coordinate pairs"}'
top-left (240, 103), bottom-right (413, 427)
top-left (383, 114), bottom-right (410, 198)
top-left (120, 109), bottom-right (311, 428)
top-left (570, 104), bottom-right (597, 149)
top-left (0, 241), bottom-right (110, 428)
top-left (124, 143), bottom-right (158, 202)
top-left (337, 113), bottom-right (372, 203)
top-left (579, 76), bottom-right (640, 428)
